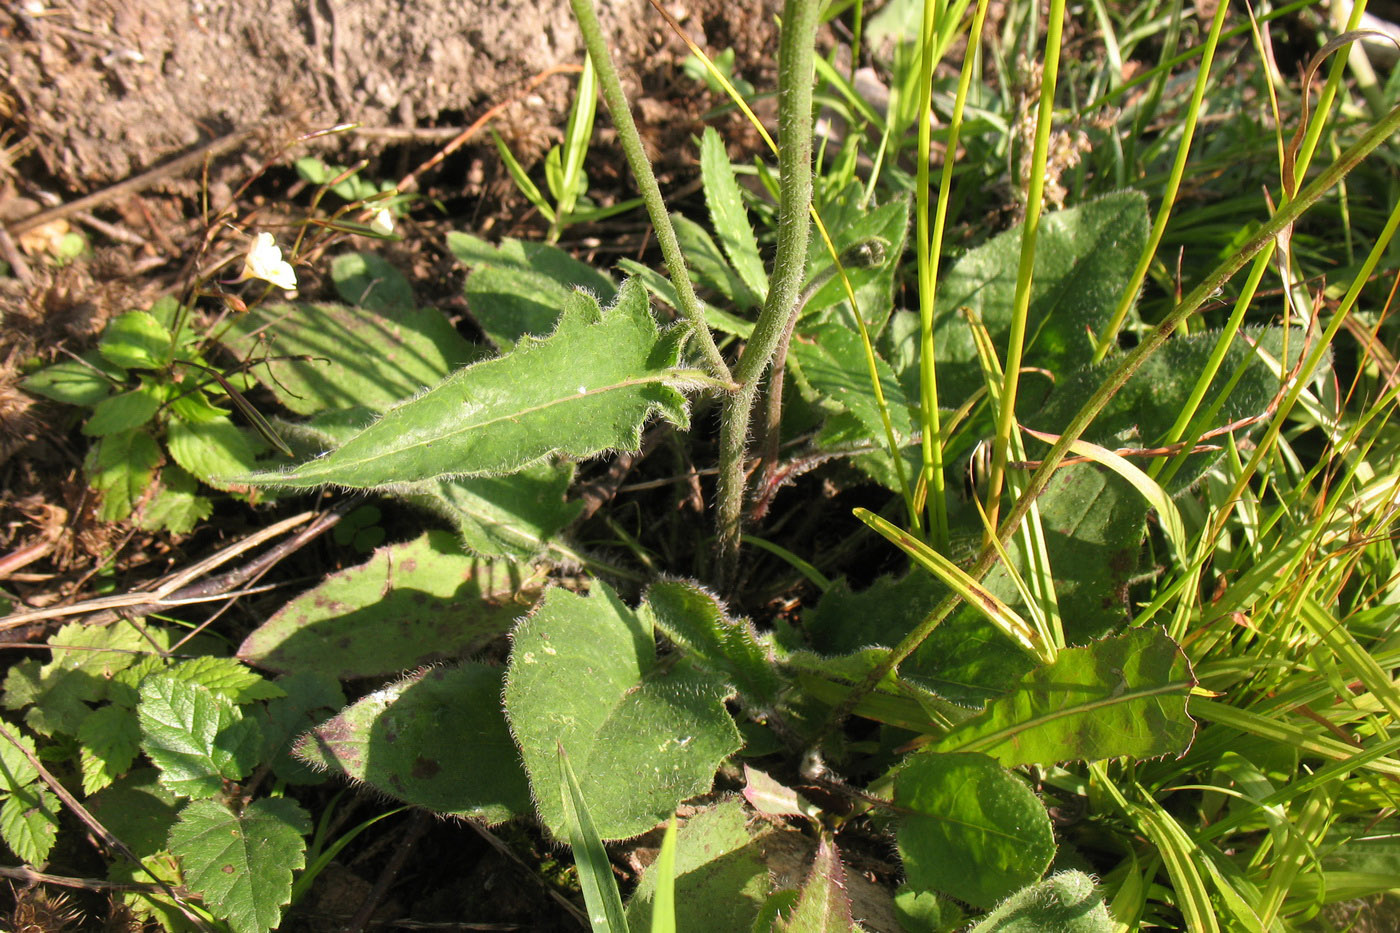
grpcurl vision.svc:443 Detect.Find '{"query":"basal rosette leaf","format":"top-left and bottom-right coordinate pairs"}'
top-left (932, 628), bottom-right (1196, 768)
top-left (504, 584), bottom-right (741, 840)
top-left (236, 277), bottom-right (695, 490)
top-left (169, 797), bottom-right (310, 933)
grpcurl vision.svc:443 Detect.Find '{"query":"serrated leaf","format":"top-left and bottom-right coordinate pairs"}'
top-left (86, 429), bottom-right (161, 522)
top-left (932, 192), bottom-right (1149, 407)
top-left (99, 310), bottom-right (173, 370)
top-left (624, 799), bottom-right (770, 932)
top-left (21, 352), bottom-right (124, 406)
top-left (137, 464), bottom-right (212, 534)
top-left (238, 530), bottom-right (534, 679)
top-left (448, 232), bottom-right (616, 351)
top-left (166, 416), bottom-right (265, 491)
top-left (169, 797), bottom-right (310, 933)
top-left (894, 752), bottom-right (1055, 910)
top-left (48, 619), bottom-right (152, 678)
top-left (0, 727), bottom-right (40, 793)
top-left (0, 786), bottom-right (60, 865)
top-left (700, 127), bottom-right (767, 305)
top-left (796, 323), bottom-right (915, 443)
top-left (163, 657), bottom-right (283, 703)
top-left (406, 461), bottom-right (584, 561)
top-left (220, 300), bottom-right (480, 416)
top-left (2, 658), bottom-right (103, 737)
top-left (933, 628), bottom-right (1196, 767)
top-left (294, 662), bottom-right (531, 822)
top-left (239, 278), bottom-right (693, 490)
top-left (83, 379), bottom-right (164, 436)
top-left (79, 704), bottom-right (142, 794)
top-left (330, 252), bottom-right (415, 312)
top-left (775, 837), bottom-right (860, 933)
top-left (504, 584), bottom-right (741, 840)
top-left (138, 675), bottom-right (262, 797)
top-left (674, 214), bottom-right (759, 310)
top-left (801, 191), bottom-right (909, 332)
top-left (644, 580), bottom-right (783, 707)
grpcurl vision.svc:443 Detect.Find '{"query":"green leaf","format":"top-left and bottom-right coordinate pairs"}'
top-left (801, 191), bottom-right (909, 332)
top-left (137, 464), bottom-right (212, 534)
top-left (237, 530), bottom-right (534, 680)
top-left (504, 584), bottom-right (741, 840)
top-left (86, 429), bottom-right (161, 522)
top-left (220, 300), bottom-right (481, 416)
top-left (674, 213), bottom-right (759, 310)
top-left (624, 799), bottom-right (770, 932)
top-left (137, 675), bottom-right (262, 798)
top-left (330, 252), bottom-right (416, 312)
top-left (294, 662), bottom-right (531, 822)
top-left (240, 278), bottom-right (693, 490)
top-left (169, 797), bottom-right (310, 933)
top-left (83, 379), bottom-right (164, 436)
top-left (933, 628), bottom-right (1196, 767)
top-left (99, 310), bottom-right (173, 370)
top-left (78, 704), bottom-right (142, 794)
top-left (407, 462), bottom-right (584, 561)
top-left (894, 752), bottom-right (1055, 910)
top-left (560, 745), bottom-right (630, 933)
top-left (260, 672), bottom-right (345, 785)
top-left (0, 727), bottom-right (40, 793)
top-left (86, 769), bottom-right (181, 857)
top-left (774, 837), bottom-right (860, 932)
top-left (21, 352), bottom-right (124, 406)
top-left (448, 232), bottom-right (616, 351)
top-left (0, 786), bottom-right (60, 865)
top-left (48, 619), bottom-right (152, 678)
top-left (163, 657), bottom-right (283, 703)
top-left (968, 871), bottom-right (1112, 933)
top-left (931, 192), bottom-right (1149, 407)
top-left (700, 127), bottom-right (767, 305)
top-left (644, 580), bottom-right (783, 708)
top-left (796, 323), bottom-right (915, 444)
top-left (166, 416), bottom-right (265, 491)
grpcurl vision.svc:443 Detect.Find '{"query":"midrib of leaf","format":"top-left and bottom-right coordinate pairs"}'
top-left (940, 678), bottom-right (1193, 755)
top-left (286, 369), bottom-right (697, 480)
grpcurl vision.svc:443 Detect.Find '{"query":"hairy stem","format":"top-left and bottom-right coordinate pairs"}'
top-left (713, 0), bottom-right (821, 589)
top-left (569, 0), bottom-right (731, 384)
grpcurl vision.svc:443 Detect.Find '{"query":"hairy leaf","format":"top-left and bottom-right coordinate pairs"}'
top-left (775, 837), bottom-right (859, 933)
top-left (644, 580), bottom-right (783, 708)
top-left (407, 462), bottom-right (584, 561)
top-left (934, 628), bottom-right (1195, 766)
top-left (238, 530), bottom-right (534, 679)
top-left (240, 278), bottom-right (692, 490)
top-left (449, 232), bottom-right (616, 351)
top-left (895, 752), bottom-right (1055, 909)
top-left (169, 797), bottom-right (310, 933)
top-left (796, 323), bottom-right (915, 444)
top-left (294, 663), bottom-right (530, 822)
top-left (504, 584), bottom-right (741, 839)
top-left (221, 300), bottom-right (479, 416)
top-left (138, 675), bottom-right (262, 798)
top-left (968, 871), bottom-right (1112, 933)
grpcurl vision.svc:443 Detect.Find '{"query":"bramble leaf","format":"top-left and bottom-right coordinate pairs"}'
top-left (83, 380), bottom-right (164, 436)
top-left (0, 786), bottom-right (60, 865)
top-left (0, 727), bottom-right (40, 793)
top-left (79, 704), bottom-right (142, 794)
top-left (86, 429), bottom-right (161, 522)
top-left (237, 278), bottom-right (694, 490)
top-left (169, 797), bottom-right (310, 933)
top-left (504, 584), bottom-right (741, 839)
top-left (138, 675), bottom-right (262, 798)
top-left (166, 416), bottom-right (265, 491)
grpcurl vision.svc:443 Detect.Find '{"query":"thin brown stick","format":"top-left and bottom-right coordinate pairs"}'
top-left (0, 864), bottom-right (185, 894)
top-left (3, 129), bottom-right (257, 238)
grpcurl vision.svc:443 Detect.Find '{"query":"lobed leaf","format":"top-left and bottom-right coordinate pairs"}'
top-left (0, 787), bottom-right (60, 865)
top-left (238, 278), bottom-right (693, 490)
top-left (169, 797), bottom-right (310, 933)
top-left (78, 704), bottom-right (141, 794)
top-left (504, 584), bottom-right (741, 840)
top-left (166, 416), bottom-right (265, 492)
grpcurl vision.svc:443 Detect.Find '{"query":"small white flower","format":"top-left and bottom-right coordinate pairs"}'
top-left (368, 207), bottom-right (395, 236)
top-left (237, 233), bottom-right (297, 290)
